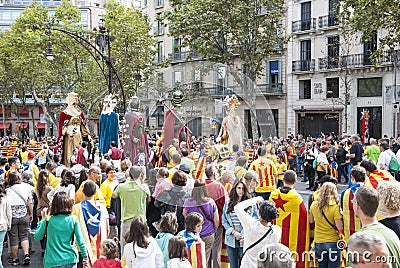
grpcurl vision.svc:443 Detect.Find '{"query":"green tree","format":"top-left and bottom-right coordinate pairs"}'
top-left (341, 0), bottom-right (400, 51)
top-left (104, 0), bottom-right (157, 99)
top-left (163, 0), bottom-right (287, 138)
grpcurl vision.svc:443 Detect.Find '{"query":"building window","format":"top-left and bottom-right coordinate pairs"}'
top-left (256, 109), bottom-right (279, 137)
top-left (269, 61), bottom-right (279, 86)
top-left (363, 32), bottom-right (377, 65)
top-left (173, 71), bottom-right (182, 87)
top-left (300, 2), bottom-right (311, 30)
top-left (326, 78), bottom-right (339, 98)
top-left (156, 41), bottom-right (163, 63)
top-left (299, 80), bottom-right (311, 99)
top-left (358, 77), bottom-right (382, 97)
top-left (154, 0), bottom-right (163, 8)
top-left (300, 40), bottom-right (311, 71)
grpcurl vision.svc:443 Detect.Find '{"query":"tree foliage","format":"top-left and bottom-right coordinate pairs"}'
top-left (104, 0), bottom-right (157, 98)
top-left (163, 0), bottom-right (287, 81)
top-left (341, 0), bottom-right (400, 50)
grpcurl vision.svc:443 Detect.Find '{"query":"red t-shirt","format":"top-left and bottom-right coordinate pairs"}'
top-left (92, 257), bottom-right (121, 268)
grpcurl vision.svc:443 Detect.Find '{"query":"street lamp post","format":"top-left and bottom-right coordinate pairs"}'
top-left (38, 22), bottom-right (126, 112)
top-left (300, 105), bottom-right (305, 136)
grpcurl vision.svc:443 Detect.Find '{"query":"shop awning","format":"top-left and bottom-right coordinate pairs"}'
top-left (0, 122), bottom-right (11, 130)
top-left (19, 108), bottom-right (29, 115)
top-left (151, 106), bottom-right (164, 117)
top-left (36, 122), bottom-right (46, 129)
top-left (16, 122), bottom-right (29, 129)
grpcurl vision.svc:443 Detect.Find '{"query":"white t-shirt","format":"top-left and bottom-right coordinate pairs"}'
top-left (167, 258), bottom-right (192, 268)
top-left (317, 152), bottom-right (328, 165)
top-left (47, 184), bottom-right (76, 203)
top-left (6, 183), bottom-right (33, 218)
top-left (377, 150), bottom-right (394, 171)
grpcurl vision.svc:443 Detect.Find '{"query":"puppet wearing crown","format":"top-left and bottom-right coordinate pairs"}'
top-left (217, 95), bottom-right (243, 152)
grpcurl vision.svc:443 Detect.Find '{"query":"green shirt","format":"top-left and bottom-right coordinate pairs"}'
top-left (357, 222), bottom-right (400, 268)
top-left (114, 180), bottom-right (149, 222)
top-left (34, 214), bottom-right (88, 268)
top-left (366, 145), bottom-right (381, 164)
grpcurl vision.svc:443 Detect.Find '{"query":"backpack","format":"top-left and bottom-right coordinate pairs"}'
top-left (161, 145), bottom-right (173, 163)
top-left (389, 156), bottom-right (400, 174)
top-left (312, 156), bottom-right (318, 170)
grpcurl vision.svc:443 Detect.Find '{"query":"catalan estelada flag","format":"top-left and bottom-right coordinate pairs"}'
top-left (329, 161), bottom-right (338, 179)
top-left (178, 230), bottom-right (206, 268)
top-left (249, 157), bottom-right (277, 193)
top-left (270, 188), bottom-right (310, 268)
top-left (365, 169), bottom-right (394, 189)
top-left (340, 183), bottom-right (362, 242)
top-left (220, 240), bottom-right (230, 268)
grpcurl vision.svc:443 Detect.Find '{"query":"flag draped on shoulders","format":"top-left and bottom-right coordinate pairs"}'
top-left (365, 170), bottom-right (394, 189)
top-left (178, 230), bottom-right (206, 268)
top-left (195, 155), bottom-right (206, 180)
top-left (270, 188), bottom-right (309, 268)
top-left (341, 183), bottom-right (362, 242)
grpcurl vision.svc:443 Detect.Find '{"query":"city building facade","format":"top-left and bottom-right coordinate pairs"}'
top-left (287, 0), bottom-right (399, 139)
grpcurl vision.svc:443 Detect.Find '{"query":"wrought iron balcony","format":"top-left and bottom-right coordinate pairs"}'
top-left (169, 51), bottom-right (201, 62)
top-left (292, 59), bottom-right (315, 72)
top-left (292, 18), bottom-right (316, 33)
top-left (258, 83), bottom-right (284, 94)
top-left (153, 25), bottom-right (164, 35)
top-left (318, 15), bottom-right (339, 28)
top-left (319, 56), bottom-right (340, 70)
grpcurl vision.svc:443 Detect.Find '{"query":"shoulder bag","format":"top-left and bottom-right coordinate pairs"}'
top-left (240, 225), bottom-right (273, 262)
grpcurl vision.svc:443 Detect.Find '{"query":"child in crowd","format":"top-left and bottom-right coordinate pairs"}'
top-left (167, 236), bottom-right (192, 268)
top-left (276, 154), bottom-right (287, 188)
top-left (177, 212), bottom-right (206, 268)
top-left (155, 213), bottom-right (178, 267)
top-left (92, 239), bottom-right (121, 268)
top-left (153, 168), bottom-right (171, 198)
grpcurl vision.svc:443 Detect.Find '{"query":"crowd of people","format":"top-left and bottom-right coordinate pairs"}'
top-left (0, 132), bottom-right (399, 268)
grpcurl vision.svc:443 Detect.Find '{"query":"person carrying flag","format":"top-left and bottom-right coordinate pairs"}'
top-left (269, 170), bottom-right (309, 268)
top-left (360, 160), bottom-right (394, 189)
top-left (340, 166), bottom-right (366, 242)
top-left (249, 147), bottom-right (277, 200)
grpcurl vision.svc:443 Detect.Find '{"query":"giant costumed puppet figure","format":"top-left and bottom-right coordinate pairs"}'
top-left (58, 92), bottom-right (91, 166)
top-left (99, 95), bottom-right (119, 154)
top-left (162, 90), bottom-right (190, 149)
top-left (217, 95), bottom-right (243, 152)
top-left (121, 95), bottom-right (149, 164)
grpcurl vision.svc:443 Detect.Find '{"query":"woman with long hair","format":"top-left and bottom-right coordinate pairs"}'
top-left (91, 147), bottom-right (103, 166)
top-left (47, 170), bottom-right (76, 203)
top-left (36, 170), bottom-right (53, 255)
top-left (183, 180), bottom-right (218, 263)
top-left (222, 178), bottom-right (255, 268)
top-left (123, 215), bottom-right (163, 268)
top-left (309, 182), bottom-right (344, 268)
top-left (34, 192), bottom-right (88, 268)
top-left (0, 183), bottom-right (11, 268)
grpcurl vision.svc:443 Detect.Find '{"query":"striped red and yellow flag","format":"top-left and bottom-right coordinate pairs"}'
top-left (342, 188), bottom-right (361, 242)
top-left (188, 239), bottom-right (206, 268)
top-left (220, 241), bottom-right (230, 268)
top-left (270, 188), bottom-right (310, 268)
top-left (365, 170), bottom-right (394, 189)
top-left (195, 156), bottom-right (206, 180)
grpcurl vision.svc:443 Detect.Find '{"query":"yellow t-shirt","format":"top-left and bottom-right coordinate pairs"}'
top-left (277, 162), bottom-right (287, 181)
top-left (310, 199), bottom-right (342, 243)
top-left (49, 173), bottom-right (61, 188)
top-left (167, 146), bottom-right (177, 168)
top-left (100, 179), bottom-right (115, 208)
top-left (75, 181), bottom-right (106, 206)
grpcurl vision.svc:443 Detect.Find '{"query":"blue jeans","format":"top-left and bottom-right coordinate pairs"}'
top-left (226, 245), bottom-right (243, 268)
top-left (347, 163), bottom-right (353, 187)
top-left (315, 242), bottom-right (341, 268)
top-left (0, 228), bottom-right (7, 268)
top-left (297, 156), bottom-right (304, 174)
top-left (288, 159), bottom-right (295, 170)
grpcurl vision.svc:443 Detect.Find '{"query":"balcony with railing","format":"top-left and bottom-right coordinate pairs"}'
top-left (153, 25), bottom-right (164, 36)
top-left (292, 59), bottom-right (315, 73)
top-left (318, 15), bottom-right (339, 29)
top-left (319, 51), bottom-right (398, 70)
top-left (292, 18), bottom-right (317, 33)
top-left (258, 83), bottom-right (284, 95)
top-left (169, 51), bottom-right (201, 62)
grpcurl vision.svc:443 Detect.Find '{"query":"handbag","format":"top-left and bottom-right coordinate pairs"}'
top-left (321, 210), bottom-right (338, 231)
top-left (240, 225), bottom-right (273, 262)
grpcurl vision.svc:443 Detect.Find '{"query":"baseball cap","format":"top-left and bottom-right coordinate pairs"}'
top-left (179, 164), bottom-right (191, 174)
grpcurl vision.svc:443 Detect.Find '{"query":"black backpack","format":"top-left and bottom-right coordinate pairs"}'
top-left (161, 145), bottom-right (173, 163)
